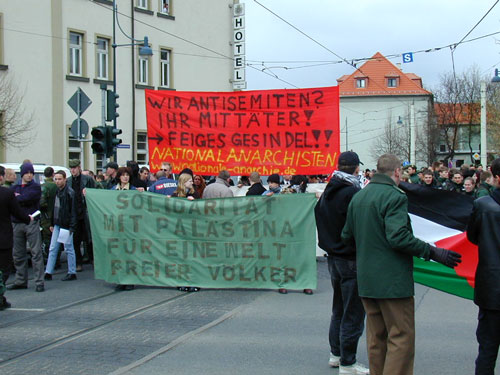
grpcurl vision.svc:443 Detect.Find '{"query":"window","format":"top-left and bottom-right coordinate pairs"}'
top-left (137, 0), bottom-right (148, 9)
top-left (136, 131), bottom-right (148, 164)
top-left (387, 78), bottom-right (398, 87)
top-left (69, 32), bottom-right (83, 76)
top-left (138, 56), bottom-right (149, 85)
top-left (439, 144), bottom-right (446, 152)
top-left (356, 79), bottom-right (366, 88)
top-left (160, 0), bottom-right (170, 14)
top-left (160, 49), bottom-right (171, 88)
top-left (96, 37), bottom-right (109, 80)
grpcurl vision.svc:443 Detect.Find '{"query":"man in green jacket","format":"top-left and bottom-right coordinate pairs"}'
top-left (475, 171), bottom-right (494, 198)
top-left (342, 154), bottom-right (461, 375)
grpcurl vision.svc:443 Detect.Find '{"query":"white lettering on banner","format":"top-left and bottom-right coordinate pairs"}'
top-left (232, 2), bottom-right (246, 90)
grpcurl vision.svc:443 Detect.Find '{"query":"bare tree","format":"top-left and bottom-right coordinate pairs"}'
top-left (370, 112), bottom-right (410, 162)
top-left (0, 72), bottom-right (36, 148)
top-left (432, 66), bottom-right (482, 164)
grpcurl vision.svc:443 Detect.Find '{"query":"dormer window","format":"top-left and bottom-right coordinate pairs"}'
top-left (387, 78), bottom-right (398, 87)
top-left (356, 78), bottom-right (366, 88)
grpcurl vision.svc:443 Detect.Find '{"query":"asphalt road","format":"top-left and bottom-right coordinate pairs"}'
top-left (0, 258), bottom-right (495, 375)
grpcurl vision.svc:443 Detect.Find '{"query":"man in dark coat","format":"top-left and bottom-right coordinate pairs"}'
top-left (315, 151), bottom-right (368, 374)
top-left (0, 166), bottom-right (32, 309)
top-left (467, 157), bottom-right (500, 375)
top-left (9, 162), bottom-right (44, 292)
top-left (67, 159), bottom-right (95, 271)
top-left (246, 171), bottom-right (266, 196)
top-left (342, 154), bottom-right (461, 375)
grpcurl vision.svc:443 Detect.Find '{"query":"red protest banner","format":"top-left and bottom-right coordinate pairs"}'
top-left (145, 86), bottom-right (339, 175)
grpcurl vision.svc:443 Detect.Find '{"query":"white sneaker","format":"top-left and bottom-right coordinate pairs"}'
top-left (328, 352), bottom-right (340, 367)
top-left (339, 362), bottom-right (369, 374)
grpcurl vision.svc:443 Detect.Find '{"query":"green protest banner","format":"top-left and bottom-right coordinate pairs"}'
top-left (85, 190), bottom-right (318, 290)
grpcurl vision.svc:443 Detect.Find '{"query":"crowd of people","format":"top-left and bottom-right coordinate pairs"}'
top-left (1, 154), bottom-right (499, 375)
top-left (0, 159), bottom-right (320, 299)
top-left (361, 161), bottom-right (496, 199)
top-left (316, 152), bottom-right (499, 375)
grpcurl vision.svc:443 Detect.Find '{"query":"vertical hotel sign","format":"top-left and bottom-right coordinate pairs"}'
top-left (233, 2), bottom-right (246, 90)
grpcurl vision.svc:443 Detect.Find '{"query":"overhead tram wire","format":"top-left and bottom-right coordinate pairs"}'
top-left (450, 0), bottom-right (499, 84)
top-left (252, 0), bottom-right (436, 110)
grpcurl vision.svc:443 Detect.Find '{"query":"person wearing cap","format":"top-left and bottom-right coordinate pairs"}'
top-left (67, 159), bottom-right (95, 271)
top-left (262, 174), bottom-right (281, 196)
top-left (103, 161), bottom-right (119, 189)
top-left (315, 151), bottom-right (369, 374)
top-left (9, 162), bottom-right (45, 292)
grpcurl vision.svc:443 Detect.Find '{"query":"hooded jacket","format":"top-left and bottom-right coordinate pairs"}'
top-left (315, 172), bottom-right (360, 260)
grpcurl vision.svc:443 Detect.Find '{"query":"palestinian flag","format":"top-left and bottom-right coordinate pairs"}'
top-left (400, 182), bottom-right (476, 300)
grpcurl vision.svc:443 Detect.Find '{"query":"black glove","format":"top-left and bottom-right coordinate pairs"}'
top-left (429, 246), bottom-right (462, 268)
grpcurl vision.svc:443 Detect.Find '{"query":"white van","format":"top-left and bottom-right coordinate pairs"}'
top-left (0, 163), bottom-right (71, 185)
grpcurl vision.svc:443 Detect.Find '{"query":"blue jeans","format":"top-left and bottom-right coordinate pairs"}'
top-left (476, 308), bottom-right (500, 375)
top-left (328, 256), bottom-right (366, 366)
top-left (45, 226), bottom-right (76, 275)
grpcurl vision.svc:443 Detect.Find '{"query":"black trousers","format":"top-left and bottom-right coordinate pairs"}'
top-left (0, 247), bottom-right (13, 284)
top-left (73, 219), bottom-right (93, 265)
top-left (476, 307), bottom-right (500, 375)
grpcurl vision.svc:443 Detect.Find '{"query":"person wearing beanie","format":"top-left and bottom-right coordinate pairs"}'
top-left (9, 162), bottom-right (45, 292)
top-left (262, 173), bottom-right (281, 196)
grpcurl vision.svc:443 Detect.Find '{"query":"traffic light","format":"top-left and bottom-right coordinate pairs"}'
top-left (106, 90), bottom-right (119, 122)
top-left (91, 126), bottom-right (108, 154)
top-left (106, 126), bottom-right (123, 157)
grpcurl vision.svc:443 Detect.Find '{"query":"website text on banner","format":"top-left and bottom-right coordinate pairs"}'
top-left (145, 86), bottom-right (340, 175)
top-left (86, 189), bottom-right (318, 290)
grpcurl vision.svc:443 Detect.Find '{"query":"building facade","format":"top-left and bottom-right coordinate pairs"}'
top-left (0, 0), bottom-right (237, 171)
top-left (338, 52), bottom-right (433, 169)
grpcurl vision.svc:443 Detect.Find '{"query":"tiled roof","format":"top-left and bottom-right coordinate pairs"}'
top-left (338, 52), bottom-right (431, 97)
top-left (434, 103), bottom-right (481, 125)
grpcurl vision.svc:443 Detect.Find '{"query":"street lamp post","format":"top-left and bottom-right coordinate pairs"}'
top-left (480, 69), bottom-right (500, 167)
top-left (111, 0), bottom-right (153, 159)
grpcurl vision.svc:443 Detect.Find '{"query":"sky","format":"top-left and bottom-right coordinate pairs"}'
top-left (242, 0), bottom-right (500, 92)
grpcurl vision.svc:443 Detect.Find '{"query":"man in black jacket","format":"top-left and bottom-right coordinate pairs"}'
top-left (0, 166), bottom-right (32, 309)
top-left (467, 157), bottom-right (500, 375)
top-left (44, 170), bottom-right (78, 281)
top-left (68, 159), bottom-right (95, 271)
top-left (246, 171), bottom-right (266, 196)
top-left (9, 162), bottom-right (45, 292)
top-left (315, 151), bottom-right (368, 374)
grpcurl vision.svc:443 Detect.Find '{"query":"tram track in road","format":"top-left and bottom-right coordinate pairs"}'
top-left (0, 290), bottom-right (116, 329)
top-left (0, 292), bottom-right (192, 368)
